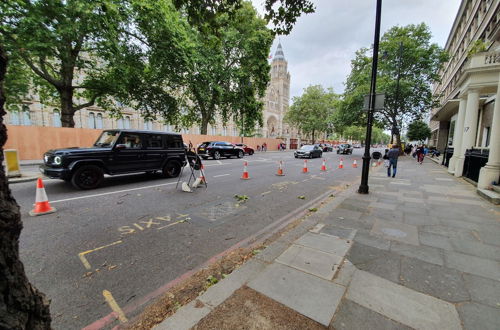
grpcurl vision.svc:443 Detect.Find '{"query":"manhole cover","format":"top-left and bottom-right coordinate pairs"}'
top-left (197, 201), bottom-right (243, 221)
top-left (381, 227), bottom-right (407, 238)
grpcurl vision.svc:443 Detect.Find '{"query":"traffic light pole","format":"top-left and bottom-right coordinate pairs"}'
top-left (358, 0), bottom-right (382, 194)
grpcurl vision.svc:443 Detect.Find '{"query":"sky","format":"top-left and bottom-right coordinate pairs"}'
top-left (251, 0), bottom-right (462, 99)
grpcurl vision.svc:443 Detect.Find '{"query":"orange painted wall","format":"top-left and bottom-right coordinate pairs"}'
top-left (5, 125), bottom-right (285, 160)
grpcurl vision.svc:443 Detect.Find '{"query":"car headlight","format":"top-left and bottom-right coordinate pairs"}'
top-left (54, 156), bottom-right (62, 165)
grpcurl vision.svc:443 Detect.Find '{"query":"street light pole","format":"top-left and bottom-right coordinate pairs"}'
top-left (391, 41), bottom-right (403, 145)
top-left (358, 0), bottom-right (382, 195)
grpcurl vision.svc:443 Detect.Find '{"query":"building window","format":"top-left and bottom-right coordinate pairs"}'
top-left (88, 112), bottom-right (96, 129)
top-left (124, 116), bottom-right (131, 129)
top-left (222, 126), bottom-right (227, 136)
top-left (22, 105), bottom-right (31, 126)
top-left (53, 110), bottom-right (62, 127)
top-left (10, 110), bottom-right (20, 125)
top-left (482, 127), bottom-right (491, 147)
top-left (96, 113), bottom-right (103, 129)
top-left (211, 126), bottom-right (217, 135)
top-left (144, 119), bottom-right (152, 130)
top-left (233, 127), bottom-right (238, 136)
top-left (117, 118), bottom-right (124, 129)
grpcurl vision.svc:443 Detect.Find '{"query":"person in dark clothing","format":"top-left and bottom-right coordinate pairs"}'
top-left (416, 145), bottom-right (425, 164)
top-left (387, 145), bottom-right (399, 177)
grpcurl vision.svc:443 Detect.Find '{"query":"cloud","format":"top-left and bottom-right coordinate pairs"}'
top-left (253, 0), bottom-right (461, 98)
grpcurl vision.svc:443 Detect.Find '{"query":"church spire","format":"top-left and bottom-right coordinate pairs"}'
top-left (273, 42), bottom-right (285, 61)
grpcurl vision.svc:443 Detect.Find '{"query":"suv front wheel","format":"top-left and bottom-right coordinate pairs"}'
top-left (71, 165), bottom-right (104, 190)
top-left (162, 160), bottom-right (181, 178)
top-left (237, 150), bottom-right (244, 158)
top-left (213, 151), bottom-right (221, 160)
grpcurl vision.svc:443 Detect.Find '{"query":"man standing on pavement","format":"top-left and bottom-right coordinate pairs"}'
top-left (387, 144), bottom-right (400, 178)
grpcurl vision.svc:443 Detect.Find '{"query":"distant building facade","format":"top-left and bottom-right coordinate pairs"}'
top-left (430, 0), bottom-right (500, 189)
top-left (6, 43), bottom-right (297, 146)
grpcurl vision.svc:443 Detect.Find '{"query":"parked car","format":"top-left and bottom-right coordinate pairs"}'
top-left (40, 130), bottom-right (186, 189)
top-left (294, 145), bottom-right (323, 159)
top-left (321, 143), bottom-right (333, 152)
top-left (353, 144), bottom-right (362, 148)
top-left (235, 143), bottom-right (254, 155)
top-left (197, 141), bottom-right (245, 160)
top-left (337, 143), bottom-right (353, 155)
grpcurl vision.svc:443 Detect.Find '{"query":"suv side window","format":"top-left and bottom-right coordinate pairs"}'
top-left (166, 135), bottom-right (183, 148)
top-left (146, 135), bottom-right (163, 149)
top-left (224, 142), bottom-right (233, 146)
top-left (215, 142), bottom-right (224, 146)
top-left (118, 133), bottom-right (142, 149)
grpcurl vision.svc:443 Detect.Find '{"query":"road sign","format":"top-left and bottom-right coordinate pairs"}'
top-left (363, 93), bottom-right (385, 111)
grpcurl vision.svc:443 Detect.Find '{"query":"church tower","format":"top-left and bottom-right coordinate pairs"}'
top-left (263, 42), bottom-right (291, 138)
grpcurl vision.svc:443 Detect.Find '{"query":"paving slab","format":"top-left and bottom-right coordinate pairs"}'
top-left (400, 257), bottom-right (470, 303)
top-left (445, 251), bottom-right (500, 281)
top-left (320, 225), bottom-right (356, 240)
top-left (332, 259), bottom-right (356, 287)
top-left (420, 225), bottom-right (475, 240)
top-left (353, 230), bottom-right (390, 250)
top-left (276, 244), bottom-right (343, 280)
top-left (463, 273), bottom-right (500, 308)
top-left (403, 213), bottom-right (440, 226)
top-left (248, 262), bottom-right (345, 326)
top-left (346, 242), bottom-right (392, 265)
top-left (326, 208), bottom-right (363, 220)
top-left (369, 202), bottom-right (398, 210)
top-left (199, 259), bottom-right (267, 308)
top-left (371, 219), bottom-right (419, 245)
top-left (418, 232), bottom-right (454, 251)
top-left (346, 270), bottom-right (462, 330)
top-left (391, 241), bottom-right (444, 266)
top-left (294, 232), bottom-right (352, 256)
top-left (353, 250), bottom-right (401, 284)
top-left (154, 299), bottom-right (211, 330)
top-left (332, 299), bottom-right (413, 330)
top-left (457, 302), bottom-right (500, 330)
top-left (254, 240), bottom-right (290, 263)
top-left (449, 238), bottom-right (500, 262)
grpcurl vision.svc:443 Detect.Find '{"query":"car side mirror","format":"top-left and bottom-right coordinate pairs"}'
top-left (115, 144), bottom-right (126, 150)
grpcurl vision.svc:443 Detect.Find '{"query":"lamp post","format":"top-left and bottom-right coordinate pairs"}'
top-left (391, 41), bottom-right (404, 145)
top-left (358, 0), bottom-right (382, 195)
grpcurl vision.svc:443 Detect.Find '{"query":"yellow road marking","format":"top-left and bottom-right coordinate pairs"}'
top-left (157, 219), bottom-right (186, 230)
top-left (102, 290), bottom-right (128, 323)
top-left (78, 240), bottom-right (122, 270)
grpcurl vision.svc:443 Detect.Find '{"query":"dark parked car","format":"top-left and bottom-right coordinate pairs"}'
top-left (294, 145), bottom-right (323, 159)
top-left (197, 141), bottom-right (245, 160)
top-left (40, 130), bottom-right (186, 189)
top-left (337, 143), bottom-right (353, 155)
top-left (321, 144), bottom-right (333, 152)
top-left (235, 144), bottom-right (255, 155)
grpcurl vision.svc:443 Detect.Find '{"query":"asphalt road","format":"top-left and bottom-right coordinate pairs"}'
top-left (13, 148), bottom-right (374, 329)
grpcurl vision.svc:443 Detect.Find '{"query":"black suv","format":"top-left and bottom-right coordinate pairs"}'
top-left (40, 130), bottom-right (186, 189)
top-left (197, 141), bottom-right (245, 160)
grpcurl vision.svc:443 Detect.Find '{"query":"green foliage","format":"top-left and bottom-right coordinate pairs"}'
top-left (467, 39), bottom-right (488, 57)
top-left (182, 2), bottom-right (273, 134)
top-left (406, 120), bottom-right (431, 142)
top-left (285, 85), bottom-right (338, 142)
top-left (338, 23), bottom-right (448, 145)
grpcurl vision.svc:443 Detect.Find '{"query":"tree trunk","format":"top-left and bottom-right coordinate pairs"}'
top-left (200, 115), bottom-right (209, 135)
top-left (60, 87), bottom-right (75, 128)
top-left (0, 46), bottom-right (52, 329)
top-left (311, 129), bottom-right (315, 144)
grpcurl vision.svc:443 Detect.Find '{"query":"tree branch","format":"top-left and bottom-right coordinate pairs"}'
top-left (73, 95), bottom-right (98, 111)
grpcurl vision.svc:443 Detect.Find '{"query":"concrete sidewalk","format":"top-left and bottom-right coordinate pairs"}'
top-left (155, 157), bottom-right (500, 330)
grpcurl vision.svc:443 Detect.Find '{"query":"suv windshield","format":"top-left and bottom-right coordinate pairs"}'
top-left (300, 145), bottom-right (314, 151)
top-left (94, 131), bottom-right (120, 147)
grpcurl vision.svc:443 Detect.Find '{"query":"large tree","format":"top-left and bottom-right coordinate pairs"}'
top-left (337, 23), bottom-right (448, 146)
top-left (181, 1), bottom-right (273, 135)
top-left (285, 85), bottom-right (338, 142)
top-left (406, 120), bottom-right (431, 142)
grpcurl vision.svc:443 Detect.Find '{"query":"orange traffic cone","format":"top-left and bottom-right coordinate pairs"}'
top-left (29, 178), bottom-right (56, 216)
top-left (352, 159), bottom-right (358, 168)
top-left (200, 164), bottom-right (206, 184)
top-left (302, 160), bottom-right (309, 173)
top-left (338, 158), bottom-right (344, 169)
top-left (241, 161), bottom-right (250, 180)
top-left (276, 160), bottom-right (285, 176)
top-left (321, 159), bottom-right (327, 171)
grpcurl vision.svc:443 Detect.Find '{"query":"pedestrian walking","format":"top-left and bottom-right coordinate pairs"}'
top-left (257, 145), bottom-right (261, 152)
top-left (263, 143), bottom-right (267, 152)
top-left (416, 145), bottom-right (425, 164)
top-left (188, 140), bottom-right (193, 151)
top-left (387, 145), bottom-right (400, 178)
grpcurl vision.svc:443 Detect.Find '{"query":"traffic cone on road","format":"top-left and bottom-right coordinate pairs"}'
top-left (241, 161), bottom-right (250, 180)
top-left (29, 178), bottom-right (56, 216)
top-left (352, 159), bottom-right (358, 168)
top-left (338, 158), bottom-right (344, 169)
top-left (276, 160), bottom-right (285, 176)
top-left (302, 160), bottom-right (309, 173)
top-left (321, 159), bottom-right (327, 171)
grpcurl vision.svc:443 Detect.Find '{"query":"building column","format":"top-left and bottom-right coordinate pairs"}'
top-left (478, 75), bottom-right (500, 189)
top-left (448, 97), bottom-right (467, 174)
top-left (455, 90), bottom-right (480, 177)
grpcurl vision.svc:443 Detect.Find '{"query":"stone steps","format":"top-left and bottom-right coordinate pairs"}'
top-left (477, 188), bottom-right (500, 205)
